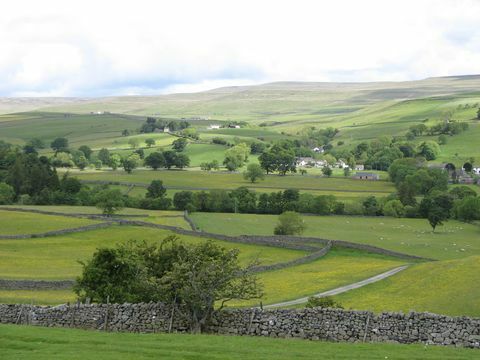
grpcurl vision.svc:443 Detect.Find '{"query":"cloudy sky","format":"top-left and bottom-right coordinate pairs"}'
top-left (1, 0), bottom-right (479, 97)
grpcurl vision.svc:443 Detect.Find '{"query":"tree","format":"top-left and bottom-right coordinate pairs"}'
top-left (174, 153), bottom-right (190, 169)
top-left (98, 148), bottom-right (111, 165)
top-left (161, 240), bottom-right (262, 332)
top-left (109, 154), bottom-right (121, 170)
top-left (273, 211), bottom-right (306, 235)
top-left (172, 138), bottom-right (188, 152)
top-left (121, 129), bottom-right (130, 136)
top-left (343, 167), bottom-right (351, 177)
top-left (128, 138), bottom-right (140, 149)
top-left (122, 153), bottom-right (141, 173)
top-left (455, 196), bottom-right (480, 222)
top-left (0, 183), bottom-right (15, 204)
top-left (321, 166), bottom-right (332, 177)
top-left (27, 138), bottom-right (45, 150)
top-left (76, 155), bottom-right (89, 170)
top-left (231, 187), bottom-right (257, 213)
top-left (95, 189), bottom-right (125, 215)
top-left (438, 134), bottom-right (448, 145)
top-left (145, 152), bottom-right (165, 170)
top-left (223, 143), bottom-right (250, 171)
top-left (75, 237), bottom-right (262, 333)
top-left (477, 107), bottom-right (480, 120)
top-left (463, 162), bottom-right (473, 173)
top-left (417, 141), bottom-right (440, 161)
top-left (78, 145), bottom-right (93, 160)
top-left (163, 150), bottom-right (178, 169)
top-left (173, 191), bottom-right (195, 210)
top-left (146, 180), bottom-right (167, 199)
top-left (419, 193), bottom-right (453, 232)
top-left (243, 163), bottom-right (265, 183)
top-left (50, 137), bottom-right (69, 153)
top-left (383, 199), bottom-right (405, 218)
top-left (363, 196), bottom-right (380, 216)
top-left (145, 138), bottom-right (156, 148)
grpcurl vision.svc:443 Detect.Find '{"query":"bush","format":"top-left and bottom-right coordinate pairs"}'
top-left (306, 296), bottom-right (343, 309)
top-left (273, 211), bottom-right (306, 235)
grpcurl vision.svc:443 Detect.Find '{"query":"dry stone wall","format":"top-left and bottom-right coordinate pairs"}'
top-left (1, 303), bottom-right (479, 349)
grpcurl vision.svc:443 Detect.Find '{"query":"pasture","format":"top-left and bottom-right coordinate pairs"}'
top-left (232, 248), bottom-right (406, 307)
top-left (335, 256), bottom-right (480, 317)
top-left (0, 225), bottom-right (307, 281)
top-left (190, 213), bottom-right (480, 260)
top-left (72, 169), bottom-right (395, 193)
top-left (0, 210), bottom-right (101, 235)
top-left (1, 324), bottom-right (476, 360)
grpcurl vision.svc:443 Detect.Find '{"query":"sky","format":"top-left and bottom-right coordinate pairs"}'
top-left (1, 0), bottom-right (480, 97)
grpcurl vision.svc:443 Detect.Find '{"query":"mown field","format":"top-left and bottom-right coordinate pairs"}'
top-left (1, 324), bottom-right (476, 360)
top-left (190, 213), bottom-right (480, 261)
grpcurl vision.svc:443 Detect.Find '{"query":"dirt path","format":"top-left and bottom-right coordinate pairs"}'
top-left (264, 265), bottom-right (409, 308)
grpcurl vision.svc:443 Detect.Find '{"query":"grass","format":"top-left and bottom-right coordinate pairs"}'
top-left (335, 256), bottom-right (480, 317)
top-left (1, 324), bottom-right (476, 360)
top-left (231, 248), bottom-right (406, 307)
top-left (0, 290), bottom-right (75, 305)
top-left (72, 168), bottom-right (395, 193)
top-left (0, 210), bottom-right (101, 235)
top-left (190, 213), bottom-right (480, 260)
top-left (0, 225), bottom-right (307, 281)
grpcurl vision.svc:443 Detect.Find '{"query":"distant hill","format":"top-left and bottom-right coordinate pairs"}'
top-left (1, 75), bottom-right (480, 118)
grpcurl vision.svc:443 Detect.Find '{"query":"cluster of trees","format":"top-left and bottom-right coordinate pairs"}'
top-left (406, 120), bottom-right (469, 140)
top-left (75, 236), bottom-right (262, 332)
top-left (145, 151), bottom-right (190, 170)
top-left (259, 141), bottom-right (297, 175)
top-left (169, 187), bottom-right (346, 216)
top-left (140, 117), bottom-right (191, 133)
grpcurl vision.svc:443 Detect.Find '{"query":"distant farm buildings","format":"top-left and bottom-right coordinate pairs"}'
top-left (352, 172), bottom-right (380, 181)
top-left (208, 125), bottom-right (221, 129)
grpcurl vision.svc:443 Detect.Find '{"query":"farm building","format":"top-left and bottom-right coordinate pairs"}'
top-left (208, 125), bottom-right (221, 129)
top-left (312, 146), bottom-right (324, 153)
top-left (352, 172), bottom-right (380, 180)
top-left (354, 164), bottom-right (364, 171)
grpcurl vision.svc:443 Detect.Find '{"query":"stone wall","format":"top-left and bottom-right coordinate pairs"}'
top-left (0, 222), bottom-right (113, 239)
top-left (0, 279), bottom-right (74, 290)
top-left (1, 303), bottom-right (478, 348)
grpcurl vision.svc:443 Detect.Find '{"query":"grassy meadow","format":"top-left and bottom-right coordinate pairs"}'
top-left (232, 248), bottom-right (406, 307)
top-left (335, 256), bottom-right (480, 317)
top-left (190, 213), bottom-right (480, 261)
top-left (0, 210), bottom-right (101, 235)
top-left (0, 225), bottom-right (307, 281)
top-left (1, 324), bottom-right (476, 360)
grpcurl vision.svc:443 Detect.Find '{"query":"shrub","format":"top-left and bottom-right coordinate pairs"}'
top-left (306, 296), bottom-right (343, 309)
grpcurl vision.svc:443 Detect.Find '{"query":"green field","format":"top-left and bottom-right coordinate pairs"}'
top-left (232, 248), bottom-right (406, 307)
top-left (72, 169), bottom-right (394, 193)
top-left (335, 256), bottom-right (480, 317)
top-left (0, 225), bottom-right (307, 281)
top-left (190, 213), bottom-right (480, 260)
top-left (1, 325), bottom-right (475, 360)
top-left (0, 210), bottom-right (101, 235)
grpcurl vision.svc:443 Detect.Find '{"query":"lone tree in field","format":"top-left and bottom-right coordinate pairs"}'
top-left (243, 163), bottom-right (265, 183)
top-left (95, 189), bottom-right (125, 215)
top-left (146, 180), bottom-right (167, 198)
top-left (322, 166), bottom-right (332, 177)
top-left (419, 193), bottom-right (453, 232)
top-left (274, 211), bottom-right (306, 235)
top-left (145, 138), bottom-right (156, 148)
top-left (74, 236), bottom-right (262, 333)
top-left (128, 138), bottom-right (140, 149)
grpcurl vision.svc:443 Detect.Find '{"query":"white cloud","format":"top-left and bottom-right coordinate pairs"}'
top-left (0, 0), bottom-right (479, 96)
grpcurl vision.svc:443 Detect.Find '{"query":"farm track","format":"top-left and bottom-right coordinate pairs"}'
top-left (264, 265), bottom-right (410, 308)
